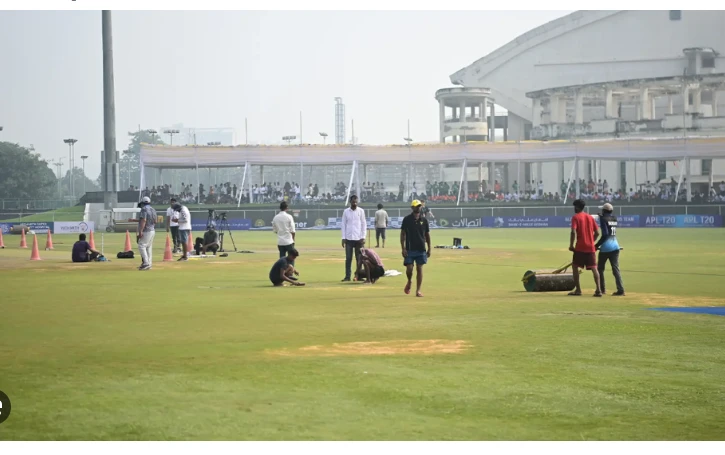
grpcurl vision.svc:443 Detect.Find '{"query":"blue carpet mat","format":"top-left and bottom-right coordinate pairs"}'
top-left (650, 307), bottom-right (725, 316)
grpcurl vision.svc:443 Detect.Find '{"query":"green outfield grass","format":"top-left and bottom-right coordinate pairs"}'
top-left (1, 228), bottom-right (724, 440)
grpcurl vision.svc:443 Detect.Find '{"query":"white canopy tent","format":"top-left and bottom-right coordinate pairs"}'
top-left (139, 137), bottom-right (725, 205)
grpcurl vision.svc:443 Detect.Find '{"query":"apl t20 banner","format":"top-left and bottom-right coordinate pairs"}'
top-left (482, 214), bottom-right (721, 228)
top-left (642, 215), bottom-right (722, 227)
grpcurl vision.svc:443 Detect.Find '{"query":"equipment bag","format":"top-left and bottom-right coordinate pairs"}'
top-left (117, 251), bottom-right (135, 259)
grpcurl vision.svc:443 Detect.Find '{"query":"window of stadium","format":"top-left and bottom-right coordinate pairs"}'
top-left (669, 10), bottom-right (682, 21)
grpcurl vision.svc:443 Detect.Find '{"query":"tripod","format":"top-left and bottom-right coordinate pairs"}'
top-left (217, 215), bottom-right (237, 252)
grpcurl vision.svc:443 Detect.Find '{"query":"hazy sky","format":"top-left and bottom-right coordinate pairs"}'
top-left (0, 10), bottom-right (570, 179)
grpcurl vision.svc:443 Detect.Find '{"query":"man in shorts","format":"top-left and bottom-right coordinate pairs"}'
top-left (400, 199), bottom-right (431, 297)
top-left (269, 248), bottom-right (305, 287)
top-left (355, 247), bottom-right (385, 284)
top-left (374, 203), bottom-right (389, 248)
top-left (568, 199), bottom-right (602, 297)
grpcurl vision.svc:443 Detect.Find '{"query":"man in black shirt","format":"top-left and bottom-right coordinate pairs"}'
top-left (269, 248), bottom-right (305, 287)
top-left (194, 225), bottom-right (220, 255)
top-left (400, 199), bottom-right (431, 297)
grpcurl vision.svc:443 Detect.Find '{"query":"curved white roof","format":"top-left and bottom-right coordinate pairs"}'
top-left (140, 137), bottom-right (725, 169)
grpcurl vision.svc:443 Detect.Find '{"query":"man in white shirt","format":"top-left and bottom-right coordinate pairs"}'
top-left (272, 201), bottom-right (296, 258)
top-left (374, 203), bottom-right (389, 248)
top-left (341, 195), bottom-right (367, 281)
top-left (166, 198), bottom-right (181, 253)
top-left (171, 202), bottom-right (192, 261)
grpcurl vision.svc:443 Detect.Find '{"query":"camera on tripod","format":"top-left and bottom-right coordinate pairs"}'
top-left (205, 209), bottom-right (236, 253)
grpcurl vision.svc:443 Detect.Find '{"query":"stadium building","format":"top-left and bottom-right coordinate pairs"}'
top-left (442, 10), bottom-right (725, 196)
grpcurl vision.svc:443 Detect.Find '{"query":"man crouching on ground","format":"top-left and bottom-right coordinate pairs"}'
top-left (72, 233), bottom-right (101, 262)
top-left (269, 248), bottom-right (305, 287)
top-left (355, 247), bottom-right (385, 284)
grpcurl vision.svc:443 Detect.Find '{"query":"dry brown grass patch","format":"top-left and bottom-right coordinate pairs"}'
top-left (628, 293), bottom-right (725, 307)
top-left (268, 339), bottom-right (472, 357)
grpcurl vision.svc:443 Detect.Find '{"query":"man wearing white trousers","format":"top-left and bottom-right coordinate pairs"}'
top-left (136, 196), bottom-right (158, 271)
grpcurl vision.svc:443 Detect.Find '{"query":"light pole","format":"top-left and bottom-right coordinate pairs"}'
top-left (80, 155), bottom-right (89, 196)
top-left (319, 132), bottom-right (328, 145)
top-left (51, 159), bottom-right (64, 198)
top-left (282, 135), bottom-right (297, 146)
top-left (404, 136), bottom-right (413, 199)
top-left (164, 129), bottom-right (179, 145)
top-left (64, 138), bottom-right (78, 200)
top-left (147, 129), bottom-right (158, 143)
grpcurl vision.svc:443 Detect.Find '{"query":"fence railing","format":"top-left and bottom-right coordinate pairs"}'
top-left (0, 199), bottom-right (74, 210)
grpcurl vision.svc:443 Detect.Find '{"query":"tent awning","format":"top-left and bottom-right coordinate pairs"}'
top-left (139, 137), bottom-right (725, 169)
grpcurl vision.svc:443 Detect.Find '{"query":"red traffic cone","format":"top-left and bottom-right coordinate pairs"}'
top-left (20, 229), bottom-right (28, 248)
top-left (89, 230), bottom-right (96, 250)
top-left (45, 230), bottom-right (54, 250)
top-left (124, 230), bottom-right (133, 252)
top-left (0, 229), bottom-right (5, 248)
top-left (186, 231), bottom-right (193, 255)
top-left (163, 234), bottom-right (173, 261)
top-left (30, 234), bottom-right (42, 261)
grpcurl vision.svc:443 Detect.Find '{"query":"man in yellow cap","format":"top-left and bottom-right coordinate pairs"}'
top-left (400, 199), bottom-right (431, 297)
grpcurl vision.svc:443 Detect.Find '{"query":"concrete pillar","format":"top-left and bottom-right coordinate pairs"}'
top-left (490, 103), bottom-right (496, 143)
top-left (635, 104), bottom-right (641, 121)
top-left (575, 91), bottom-right (584, 124)
top-left (536, 162), bottom-right (543, 191)
top-left (668, 96), bottom-right (674, 114)
top-left (651, 97), bottom-right (657, 120)
top-left (640, 87), bottom-right (650, 120)
top-left (605, 89), bottom-right (614, 118)
top-left (682, 84), bottom-right (690, 113)
top-left (693, 88), bottom-right (702, 115)
top-left (487, 162), bottom-right (494, 184)
top-left (549, 96), bottom-right (560, 123)
top-left (713, 91), bottom-right (719, 117)
top-left (478, 163), bottom-right (483, 183)
top-left (439, 100), bottom-right (446, 143)
top-left (532, 98), bottom-right (542, 127)
top-left (558, 162), bottom-right (565, 194)
top-left (460, 100), bottom-right (467, 123)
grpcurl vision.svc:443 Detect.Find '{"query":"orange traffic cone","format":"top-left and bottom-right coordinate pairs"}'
top-left (89, 230), bottom-right (96, 249)
top-left (20, 229), bottom-right (28, 248)
top-left (186, 231), bottom-right (193, 255)
top-left (0, 229), bottom-right (5, 248)
top-left (30, 234), bottom-right (41, 261)
top-left (163, 234), bottom-right (173, 261)
top-left (45, 230), bottom-right (54, 250)
top-left (124, 230), bottom-right (133, 252)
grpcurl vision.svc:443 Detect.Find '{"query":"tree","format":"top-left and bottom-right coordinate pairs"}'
top-left (122, 130), bottom-right (164, 189)
top-left (60, 167), bottom-right (100, 198)
top-left (0, 141), bottom-right (57, 199)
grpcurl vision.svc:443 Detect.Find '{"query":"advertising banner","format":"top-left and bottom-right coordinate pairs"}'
top-left (482, 214), bottom-right (719, 228)
top-left (0, 222), bottom-right (54, 234)
top-left (191, 219), bottom-right (252, 231)
top-left (641, 215), bottom-right (723, 228)
top-left (53, 221), bottom-right (95, 234)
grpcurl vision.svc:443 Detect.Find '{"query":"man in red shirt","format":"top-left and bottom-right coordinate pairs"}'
top-left (569, 199), bottom-right (602, 297)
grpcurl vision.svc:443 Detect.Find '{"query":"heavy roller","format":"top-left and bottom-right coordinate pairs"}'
top-left (521, 263), bottom-right (580, 292)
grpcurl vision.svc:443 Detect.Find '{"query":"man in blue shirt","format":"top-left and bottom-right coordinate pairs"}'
top-left (595, 203), bottom-right (625, 296)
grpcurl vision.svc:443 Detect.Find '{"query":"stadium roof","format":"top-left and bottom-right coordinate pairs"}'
top-left (140, 137), bottom-right (725, 169)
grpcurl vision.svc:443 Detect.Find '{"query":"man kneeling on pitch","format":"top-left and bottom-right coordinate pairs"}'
top-left (355, 247), bottom-right (385, 284)
top-left (71, 233), bottom-right (101, 263)
top-left (269, 248), bottom-right (305, 287)
top-left (194, 224), bottom-right (220, 255)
